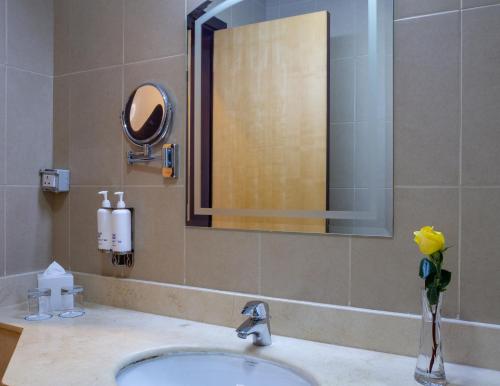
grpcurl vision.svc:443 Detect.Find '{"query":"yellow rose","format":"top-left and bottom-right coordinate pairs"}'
top-left (413, 226), bottom-right (445, 256)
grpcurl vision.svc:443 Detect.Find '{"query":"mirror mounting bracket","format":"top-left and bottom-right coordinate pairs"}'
top-left (127, 144), bottom-right (157, 164)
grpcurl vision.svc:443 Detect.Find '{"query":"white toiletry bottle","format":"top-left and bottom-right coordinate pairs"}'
top-left (97, 191), bottom-right (112, 251)
top-left (112, 192), bottom-right (132, 253)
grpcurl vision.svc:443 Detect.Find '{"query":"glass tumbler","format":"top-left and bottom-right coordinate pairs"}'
top-left (59, 285), bottom-right (85, 318)
top-left (25, 288), bottom-right (52, 321)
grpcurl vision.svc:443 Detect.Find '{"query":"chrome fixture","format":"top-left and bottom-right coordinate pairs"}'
top-left (236, 301), bottom-right (272, 346)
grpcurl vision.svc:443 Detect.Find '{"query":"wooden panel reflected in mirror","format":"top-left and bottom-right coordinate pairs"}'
top-left (211, 12), bottom-right (329, 233)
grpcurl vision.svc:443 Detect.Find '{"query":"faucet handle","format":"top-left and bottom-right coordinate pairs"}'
top-left (241, 301), bottom-right (269, 320)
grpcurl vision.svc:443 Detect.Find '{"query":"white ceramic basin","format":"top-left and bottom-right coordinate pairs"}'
top-left (116, 351), bottom-right (316, 386)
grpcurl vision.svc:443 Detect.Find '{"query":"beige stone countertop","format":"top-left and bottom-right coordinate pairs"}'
top-left (1, 303), bottom-right (499, 386)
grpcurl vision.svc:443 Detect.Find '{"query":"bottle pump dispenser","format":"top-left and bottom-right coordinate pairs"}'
top-left (112, 192), bottom-right (132, 254)
top-left (97, 191), bottom-right (112, 251)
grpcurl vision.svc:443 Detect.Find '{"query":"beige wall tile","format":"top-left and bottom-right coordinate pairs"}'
top-left (123, 56), bottom-right (186, 186)
top-left (461, 188), bottom-right (500, 324)
top-left (126, 186), bottom-right (185, 284)
top-left (351, 188), bottom-right (459, 316)
top-left (395, 0), bottom-right (459, 19)
top-left (69, 67), bottom-right (123, 186)
top-left (69, 0), bottom-right (123, 72)
top-left (124, 0), bottom-right (185, 63)
top-left (5, 188), bottom-right (52, 274)
top-left (7, 0), bottom-right (53, 75)
top-left (0, 272), bottom-right (37, 306)
top-left (462, 5), bottom-right (500, 185)
top-left (49, 193), bottom-right (70, 270)
top-left (0, 65), bottom-right (4, 185)
top-left (0, 188), bottom-right (4, 275)
top-left (54, 0), bottom-right (70, 75)
top-left (53, 76), bottom-right (70, 168)
top-left (0, 0), bottom-right (5, 65)
top-left (6, 68), bottom-right (52, 185)
top-left (261, 233), bottom-right (349, 304)
top-left (186, 228), bottom-right (259, 293)
top-left (394, 12), bottom-right (460, 186)
top-left (187, 0), bottom-right (206, 14)
top-left (462, 0), bottom-right (500, 8)
top-left (69, 186), bottom-right (119, 276)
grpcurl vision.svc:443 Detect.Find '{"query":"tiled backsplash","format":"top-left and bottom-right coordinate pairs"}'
top-left (47, 0), bottom-right (500, 326)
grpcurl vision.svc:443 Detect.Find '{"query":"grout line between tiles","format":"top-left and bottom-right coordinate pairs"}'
top-left (52, 53), bottom-right (186, 79)
top-left (457, 8), bottom-right (464, 320)
top-left (461, 2), bottom-right (500, 12)
top-left (395, 9), bottom-right (459, 22)
top-left (5, 64), bottom-right (53, 79)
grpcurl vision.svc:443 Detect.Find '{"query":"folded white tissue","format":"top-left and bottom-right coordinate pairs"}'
top-left (37, 261), bottom-right (74, 311)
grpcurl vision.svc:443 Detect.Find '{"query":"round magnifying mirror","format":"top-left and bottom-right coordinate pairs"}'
top-left (121, 83), bottom-right (173, 147)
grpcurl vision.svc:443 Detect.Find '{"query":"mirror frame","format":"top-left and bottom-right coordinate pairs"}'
top-left (121, 82), bottom-right (173, 147)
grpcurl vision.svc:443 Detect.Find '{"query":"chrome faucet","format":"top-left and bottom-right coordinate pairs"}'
top-left (236, 301), bottom-right (272, 346)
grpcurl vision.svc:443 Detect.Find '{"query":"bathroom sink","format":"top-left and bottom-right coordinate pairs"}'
top-left (116, 351), bottom-right (316, 386)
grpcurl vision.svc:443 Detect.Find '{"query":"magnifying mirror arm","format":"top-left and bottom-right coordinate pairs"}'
top-left (127, 144), bottom-right (160, 164)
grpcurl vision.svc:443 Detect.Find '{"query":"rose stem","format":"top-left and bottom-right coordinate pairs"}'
top-left (429, 309), bottom-right (437, 373)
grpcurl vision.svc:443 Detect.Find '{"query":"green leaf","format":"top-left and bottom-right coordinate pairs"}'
top-left (427, 286), bottom-right (439, 306)
top-left (425, 273), bottom-right (436, 288)
top-left (419, 258), bottom-right (437, 279)
top-left (440, 269), bottom-right (452, 289)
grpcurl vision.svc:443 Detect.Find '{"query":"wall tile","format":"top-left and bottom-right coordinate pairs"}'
top-left (330, 123), bottom-right (354, 189)
top-left (185, 228), bottom-right (259, 293)
top-left (355, 121), bottom-right (393, 189)
top-left (69, 186), bottom-right (118, 276)
top-left (462, 0), bottom-right (500, 8)
top-left (351, 188), bottom-right (459, 316)
top-left (316, 0), bottom-right (355, 59)
top-left (69, 0), bottom-right (123, 72)
top-left (187, 0), bottom-right (206, 15)
top-left (394, 12), bottom-right (460, 186)
top-left (0, 188), bottom-right (4, 275)
top-left (124, 0), bottom-right (185, 63)
top-left (123, 56), bottom-right (186, 186)
top-left (7, 0), bottom-right (53, 75)
top-left (462, 5), bottom-right (500, 185)
top-left (126, 187), bottom-right (185, 284)
top-left (279, 0), bottom-right (315, 18)
top-left (356, 54), bottom-right (393, 123)
top-left (49, 193), bottom-right (70, 270)
top-left (53, 76), bottom-right (70, 168)
top-left (0, 0), bottom-right (5, 65)
top-left (69, 67), bottom-right (123, 186)
top-left (395, 0), bottom-right (459, 19)
top-left (461, 188), bottom-right (500, 324)
top-left (6, 68), bottom-right (52, 185)
top-left (5, 188), bottom-right (52, 274)
top-left (329, 188), bottom-right (355, 234)
top-left (331, 58), bottom-right (355, 123)
top-left (54, 0), bottom-right (71, 75)
top-left (261, 232), bottom-right (349, 304)
top-left (0, 65), bottom-right (4, 185)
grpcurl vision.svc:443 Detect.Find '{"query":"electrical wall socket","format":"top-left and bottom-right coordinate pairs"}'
top-left (39, 169), bottom-right (70, 193)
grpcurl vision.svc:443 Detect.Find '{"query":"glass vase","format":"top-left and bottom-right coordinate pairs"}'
top-left (415, 289), bottom-right (447, 385)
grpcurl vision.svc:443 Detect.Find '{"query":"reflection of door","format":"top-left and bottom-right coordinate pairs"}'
top-left (212, 11), bottom-right (329, 233)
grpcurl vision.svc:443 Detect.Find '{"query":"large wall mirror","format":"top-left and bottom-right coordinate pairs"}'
top-left (187, 0), bottom-right (393, 237)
